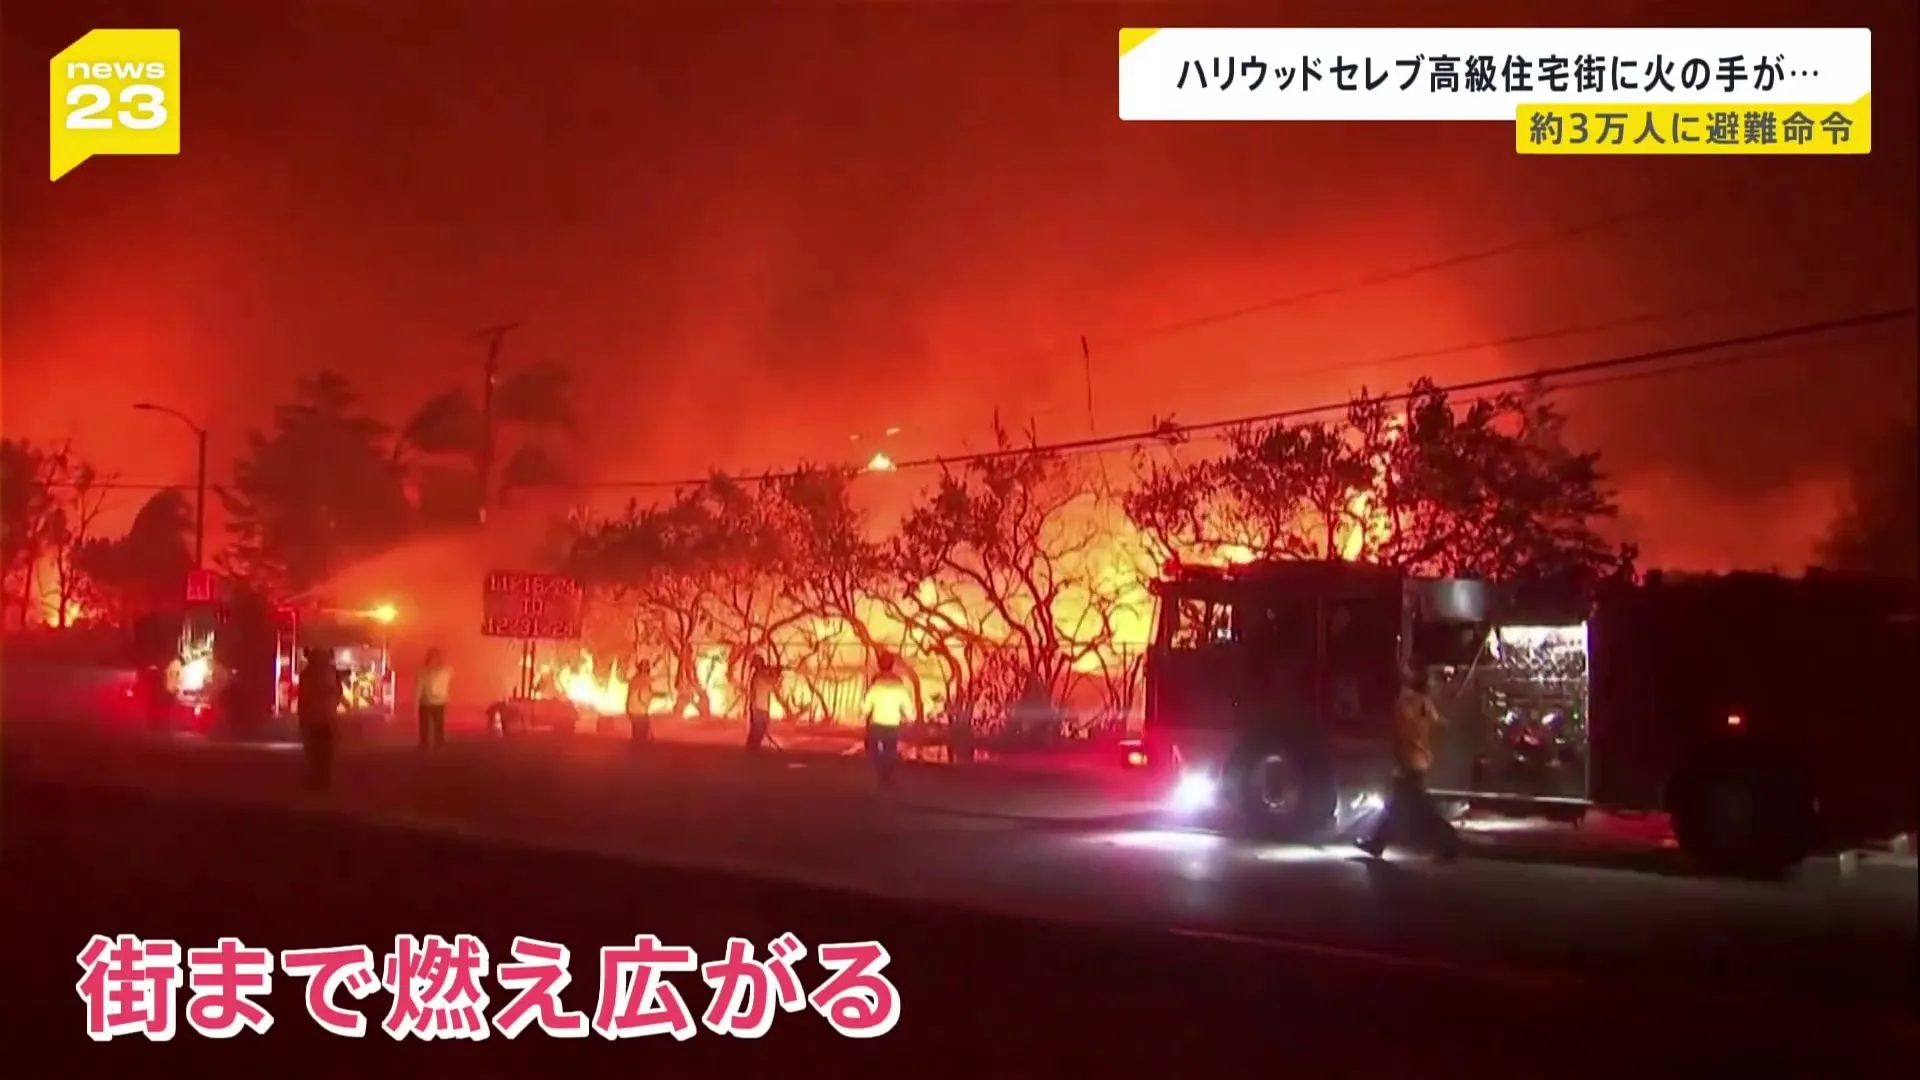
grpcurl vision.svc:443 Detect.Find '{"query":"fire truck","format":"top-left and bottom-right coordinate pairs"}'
top-left (157, 573), bottom-right (396, 733)
top-left (270, 602), bottom-right (398, 727)
top-left (147, 573), bottom-right (280, 732)
top-left (1134, 559), bottom-right (1917, 877)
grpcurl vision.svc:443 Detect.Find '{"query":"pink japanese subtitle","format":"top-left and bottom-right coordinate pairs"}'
top-left (76, 931), bottom-right (899, 1041)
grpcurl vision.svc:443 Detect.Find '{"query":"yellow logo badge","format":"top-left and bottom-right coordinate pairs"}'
top-left (50, 29), bottom-right (181, 181)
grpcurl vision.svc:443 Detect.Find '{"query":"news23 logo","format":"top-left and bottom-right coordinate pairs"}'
top-left (49, 29), bottom-right (181, 181)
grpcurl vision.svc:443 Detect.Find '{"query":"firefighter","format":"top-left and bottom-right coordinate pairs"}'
top-left (139, 661), bottom-right (172, 731)
top-left (297, 647), bottom-right (344, 792)
top-left (744, 658), bottom-right (779, 753)
top-left (418, 647), bottom-right (451, 750)
top-left (860, 652), bottom-right (915, 789)
top-left (1358, 665), bottom-right (1462, 862)
top-left (625, 658), bottom-right (655, 745)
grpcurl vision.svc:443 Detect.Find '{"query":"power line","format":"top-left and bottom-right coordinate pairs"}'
top-left (944, 307), bottom-right (1915, 464)
top-left (1063, 324), bottom-right (1911, 462)
top-left (30, 184), bottom-right (1756, 499)
top-left (1207, 343), bottom-right (1861, 449)
top-left (42, 306), bottom-right (1914, 497)
top-left (1122, 282), bottom-right (1833, 410)
top-left (1105, 182), bottom-right (1752, 349)
top-left (583, 305), bottom-right (1913, 489)
top-left (909, 183), bottom-right (1758, 434)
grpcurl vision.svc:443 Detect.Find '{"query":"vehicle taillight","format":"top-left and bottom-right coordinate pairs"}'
top-left (1726, 713), bottom-right (1744, 728)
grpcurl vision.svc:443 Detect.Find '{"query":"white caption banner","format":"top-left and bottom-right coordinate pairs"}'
top-left (1119, 27), bottom-right (1872, 121)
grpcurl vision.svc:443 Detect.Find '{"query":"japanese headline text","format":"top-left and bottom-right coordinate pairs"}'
top-left (1119, 27), bottom-right (1871, 123)
top-left (76, 932), bottom-right (900, 1042)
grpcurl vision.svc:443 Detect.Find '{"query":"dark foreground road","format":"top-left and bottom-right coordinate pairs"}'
top-left (5, 778), bottom-right (1916, 1077)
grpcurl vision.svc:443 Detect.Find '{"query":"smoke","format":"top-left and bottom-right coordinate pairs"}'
top-left (3, 0), bottom-right (1913, 575)
top-left (312, 507), bottom-right (563, 707)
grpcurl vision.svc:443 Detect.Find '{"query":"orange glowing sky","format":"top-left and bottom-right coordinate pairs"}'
top-left (3, 0), bottom-right (1915, 572)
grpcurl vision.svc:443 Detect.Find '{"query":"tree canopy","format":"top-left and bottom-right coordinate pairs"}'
top-left (21, 365), bottom-right (1649, 735)
top-left (74, 489), bottom-right (195, 625)
top-left (1, 439), bottom-right (111, 627)
top-left (392, 357), bottom-right (578, 527)
top-left (1125, 379), bottom-right (1635, 585)
top-left (1819, 417), bottom-right (1917, 579)
top-left (218, 370), bottom-right (413, 595)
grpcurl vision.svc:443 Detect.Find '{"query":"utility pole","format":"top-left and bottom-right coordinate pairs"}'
top-left (132, 402), bottom-right (209, 568)
top-left (1080, 335), bottom-right (1097, 435)
top-left (1080, 336), bottom-right (1117, 516)
top-left (193, 425), bottom-right (208, 568)
top-left (473, 322), bottom-right (519, 524)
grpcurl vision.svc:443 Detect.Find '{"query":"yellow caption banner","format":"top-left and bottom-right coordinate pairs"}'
top-left (1516, 94), bottom-right (1870, 156)
top-left (50, 29), bottom-right (181, 181)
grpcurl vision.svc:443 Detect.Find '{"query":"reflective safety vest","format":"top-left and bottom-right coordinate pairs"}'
top-left (863, 674), bottom-right (913, 728)
top-left (1393, 687), bottom-right (1440, 774)
top-left (419, 665), bottom-right (452, 706)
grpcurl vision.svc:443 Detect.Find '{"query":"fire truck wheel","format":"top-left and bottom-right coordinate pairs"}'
top-left (1222, 733), bottom-right (1340, 843)
top-left (1669, 752), bottom-right (1816, 879)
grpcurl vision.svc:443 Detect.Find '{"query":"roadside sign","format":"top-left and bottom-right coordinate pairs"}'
top-left (185, 568), bottom-right (215, 602)
top-left (481, 571), bottom-right (584, 640)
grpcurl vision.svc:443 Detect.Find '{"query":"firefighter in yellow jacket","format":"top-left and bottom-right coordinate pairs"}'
top-left (1358, 665), bottom-right (1463, 861)
top-left (861, 653), bottom-right (915, 789)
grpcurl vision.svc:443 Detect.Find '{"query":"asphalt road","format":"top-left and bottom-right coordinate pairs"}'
top-left (6, 717), bottom-right (1915, 1072)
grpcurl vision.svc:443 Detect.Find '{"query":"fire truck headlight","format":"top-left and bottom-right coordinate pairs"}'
top-left (178, 657), bottom-right (211, 693)
top-left (1168, 770), bottom-right (1218, 812)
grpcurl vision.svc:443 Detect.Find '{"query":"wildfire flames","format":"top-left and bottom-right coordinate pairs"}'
top-left (549, 647), bottom-right (731, 717)
top-left (548, 646), bottom-right (877, 724)
top-left (28, 555), bottom-right (96, 627)
top-left (524, 420), bottom-right (1414, 730)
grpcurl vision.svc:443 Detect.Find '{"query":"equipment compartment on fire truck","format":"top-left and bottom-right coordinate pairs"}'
top-left (272, 605), bottom-right (397, 727)
top-left (1140, 559), bottom-right (1917, 877)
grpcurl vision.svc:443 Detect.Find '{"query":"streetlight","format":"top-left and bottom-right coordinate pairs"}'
top-left (132, 402), bottom-right (208, 569)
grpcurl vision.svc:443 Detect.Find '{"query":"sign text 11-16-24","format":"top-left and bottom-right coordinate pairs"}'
top-left (481, 572), bottom-right (583, 640)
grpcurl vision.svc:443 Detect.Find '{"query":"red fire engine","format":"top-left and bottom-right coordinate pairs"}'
top-left (157, 571), bottom-right (397, 733)
top-left (271, 602), bottom-right (398, 724)
top-left (1134, 559), bottom-right (1916, 877)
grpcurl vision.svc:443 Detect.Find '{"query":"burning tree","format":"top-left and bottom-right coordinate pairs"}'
top-left (2, 439), bottom-right (66, 627)
top-left (0, 440), bottom-right (114, 627)
top-left (1125, 379), bottom-right (1634, 584)
top-left (683, 474), bottom-right (819, 696)
top-left (757, 466), bottom-right (894, 721)
top-left (567, 491), bottom-right (732, 716)
top-left (1126, 416), bottom-right (1372, 562)
top-left (889, 422), bottom-right (1142, 737)
top-left (1360, 380), bottom-right (1634, 581)
top-left (764, 465), bottom-right (888, 648)
top-left (566, 469), bottom-right (884, 723)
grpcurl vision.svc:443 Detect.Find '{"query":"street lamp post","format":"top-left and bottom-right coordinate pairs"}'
top-left (133, 402), bottom-right (208, 569)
